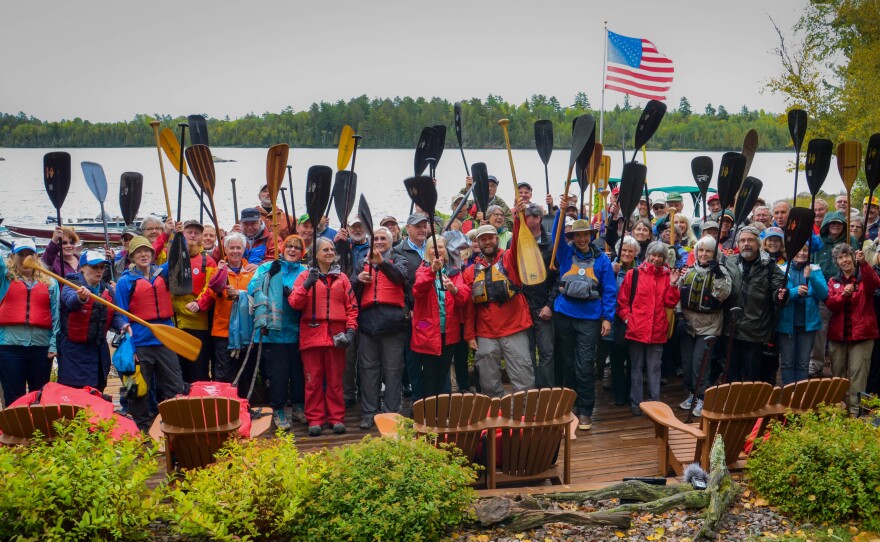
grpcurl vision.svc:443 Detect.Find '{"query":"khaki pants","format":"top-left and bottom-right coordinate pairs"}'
top-left (829, 339), bottom-right (873, 414)
top-left (475, 331), bottom-right (534, 398)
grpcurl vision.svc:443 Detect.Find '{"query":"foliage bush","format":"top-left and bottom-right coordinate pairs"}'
top-left (748, 406), bottom-right (880, 529)
top-left (0, 410), bottom-right (162, 541)
top-left (169, 431), bottom-right (323, 542)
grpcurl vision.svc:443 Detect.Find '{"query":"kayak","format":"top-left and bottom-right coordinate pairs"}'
top-left (5, 224), bottom-right (122, 243)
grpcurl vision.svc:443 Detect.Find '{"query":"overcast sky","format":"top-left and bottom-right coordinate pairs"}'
top-left (0, 0), bottom-right (807, 123)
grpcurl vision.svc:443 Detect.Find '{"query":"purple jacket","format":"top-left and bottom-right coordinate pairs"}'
top-left (41, 239), bottom-right (79, 277)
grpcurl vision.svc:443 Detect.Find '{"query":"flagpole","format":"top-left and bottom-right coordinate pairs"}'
top-left (599, 21), bottom-right (608, 144)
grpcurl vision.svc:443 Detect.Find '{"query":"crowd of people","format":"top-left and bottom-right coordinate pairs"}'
top-left (2, 178), bottom-right (879, 438)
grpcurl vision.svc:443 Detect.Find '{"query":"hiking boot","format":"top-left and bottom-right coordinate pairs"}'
top-left (679, 393), bottom-right (694, 410)
top-left (308, 425), bottom-right (322, 437)
top-left (577, 415), bottom-right (592, 431)
top-left (291, 407), bottom-right (308, 425)
top-left (693, 399), bottom-right (704, 418)
top-left (358, 416), bottom-right (375, 430)
top-left (273, 409), bottom-right (291, 431)
top-left (332, 423), bottom-right (347, 434)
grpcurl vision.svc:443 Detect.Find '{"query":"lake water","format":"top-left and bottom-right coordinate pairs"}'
top-left (0, 147), bottom-right (847, 227)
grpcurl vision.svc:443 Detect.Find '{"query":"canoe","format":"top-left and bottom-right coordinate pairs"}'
top-left (5, 224), bottom-right (122, 243)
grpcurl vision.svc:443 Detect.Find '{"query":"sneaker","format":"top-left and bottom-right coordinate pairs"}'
top-left (332, 423), bottom-right (347, 434)
top-left (358, 416), bottom-right (375, 430)
top-left (693, 399), bottom-right (704, 418)
top-left (273, 409), bottom-right (291, 431)
top-left (630, 406), bottom-right (643, 417)
top-left (577, 415), bottom-right (592, 431)
top-left (679, 394), bottom-right (694, 410)
top-left (308, 425), bottom-right (322, 436)
top-left (291, 407), bottom-right (308, 425)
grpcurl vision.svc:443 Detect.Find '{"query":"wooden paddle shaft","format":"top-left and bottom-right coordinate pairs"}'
top-left (150, 121), bottom-right (173, 218)
top-left (498, 119), bottom-right (531, 234)
top-left (549, 163), bottom-right (575, 271)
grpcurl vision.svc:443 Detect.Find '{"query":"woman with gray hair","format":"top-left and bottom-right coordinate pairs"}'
top-left (600, 236), bottom-right (640, 405)
top-left (617, 241), bottom-right (682, 416)
top-left (138, 215), bottom-right (164, 245)
top-left (677, 236), bottom-right (731, 417)
top-left (484, 204), bottom-right (512, 248)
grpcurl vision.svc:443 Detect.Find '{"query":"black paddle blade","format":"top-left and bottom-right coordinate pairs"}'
top-left (733, 176), bottom-right (763, 227)
top-left (43, 152), bottom-right (71, 211)
top-left (357, 194), bottom-right (374, 235)
top-left (168, 233), bottom-right (193, 296)
top-left (403, 176), bottom-right (438, 216)
top-left (184, 144), bottom-right (216, 194)
top-left (717, 152), bottom-right (747, 210)
top-left (534, 120), bottom-right (554, 165)
top-left (805, 138), bottom-right (834, 196)
top-left (305, 165), bottom-right (333, 228)
top-left (787, 108), bottom-right (808, 154)
top-left (119, 172), bottom-right (143, 226)
top-left (187, 114), bottom-right (209, 146)
top-left (453, 102), bottom-right (464, 147)
top-left (430, 125), bottom-right (447, 166)
top-left (414, 127), bottom-right (435, 176)
top-left (569, 115), bottom-right (596, 169)
top-left (575, 120), bottom-right (597, 191)
top-left (471, 162), bottom-right (491, 214)
top-left (618, 162), bottom-right (648, 220)
top-left (632, 100), bottom-right (667, 156)
top-left (865, 133), bottom-right (880, 191)
top-left (784, 207), bottom-right (816, 260)
top-left (691, 156), bottom-right (713, 196)
top-left (332, 171), bottom-right (358, 225)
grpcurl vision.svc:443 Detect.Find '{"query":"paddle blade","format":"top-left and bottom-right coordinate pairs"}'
top-left (716, 152), bottom-right (747, 209)
top-left (119, 172), bottom-right (143, 226)
top-left (453, 102), bottom-right (465, 147)
top-left (733, 177), bottom-right (763, 227)
top-left (618, 162), bottom-right (648, 220)
top-left (633, 100), bottom-right (667, 153)
top-left (332, 171), bottom-right (358, 224)
top-left (305, 165), bottom-right (333, 228)
top-left (805, 138), bottom-right (833, 196)
top-left (81, 161), bottom-right (108, 203)
top-left (185, 144), bottom-right (216, 197)
top-left (865, 133), bottom-right (880, 191)
top-left (691, 156), bottom-right (713, 196)
top-left (430, 125), bottom-right (447, 165)
top-left (784, 207), bottom-right (816, 261)
top-left (741, 129), bottom-right (759, 179)
top-left (43, 152), bottom-right (71, 211)
top-left (187, 114), bottom-right (209, 146)
top-left (787, 108), bottom-right (808, 153)
top-left (168, 233), bottom-right (193, 296)
top-left (837, 141), bottom-right (863, 188)
top-left (152, 323), bottom-right (202, 361)
top-left (569, 115), bottom-right (596, 169)
top-left (159, 128), bottom-right (188, 176)
top-left (403, 176), bottom-right (438, 216)
top-left (471, 162), bottom-right (491, 214)
top-left (266, 144), bottom-right (290, 200)
top-left (589, 143), bottom-right (604, 183)
top-left (414, 127), bottom-right (435, 176)
top-left (534, 120), bottom-right (554, 165)
top-left (358, 194), bottom-right (374, 234)
top-left (337, 125), bottom-right (356, 171)
top-left (516, 226), bottom-right (548, 286)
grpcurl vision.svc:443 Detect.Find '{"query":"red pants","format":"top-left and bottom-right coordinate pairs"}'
top-left (301, 347), bottom-right (346, 425)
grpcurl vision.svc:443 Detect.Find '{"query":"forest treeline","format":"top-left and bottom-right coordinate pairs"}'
top-left (0, 94), bottom-right (792, 151)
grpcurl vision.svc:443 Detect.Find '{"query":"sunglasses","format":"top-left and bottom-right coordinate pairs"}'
top-left (285, 244), bottom-right (303, 250)
top-left (61, 241), bottom-right (77, 246)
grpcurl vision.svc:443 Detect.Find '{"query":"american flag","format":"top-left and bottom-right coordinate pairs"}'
top-left (604, 30), bottom-right (674, 101)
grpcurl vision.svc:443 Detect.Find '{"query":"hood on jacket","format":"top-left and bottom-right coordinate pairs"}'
top-left (820, 211), bottom-right (847, 239)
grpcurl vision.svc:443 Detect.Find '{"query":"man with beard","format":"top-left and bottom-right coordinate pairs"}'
top-left (519, 203), bottom-right (557, 388)
top-left (229, 208), bottom-right (275, 264)
top-left (335, 213), bottom-right (371, 407)
top-left (257, 184), bottom-right (294, 240)
top-left (724, 227), bottom-right (788, 382)
top-left (461, 175), bottom-right (513, 231)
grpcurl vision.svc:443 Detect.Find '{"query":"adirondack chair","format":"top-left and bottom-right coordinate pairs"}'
top-left (0, 404), bottom-right (81, 446)
top-left (641, 381), bottom-right (777, 476)
top-left (158, 396), bottom-right (243, 472)
top-left (485, 387), bottom-right (577, 489)
top-left (778, 377), bottom-right (849, 413)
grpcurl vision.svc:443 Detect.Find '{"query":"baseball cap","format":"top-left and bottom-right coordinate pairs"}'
top-left (652, 200), bottom-right (667, 209)
top-left (473, 225), bottom-right (497, 238)
top-left (487, 175), bottom-right (498, 185)
top-left (298, 214), bottom-right (310, 225)
top-left (121, 225), bottom-right (141, 239)
top-left (348, 214), bottom-right (364, 226)
top-left (183, 219), bottom-right (204, 231)
top-left (708, 194), bottom-right (720, 203)
top-left (666, 192), bottom-right (683, 203)
top-left (380, 216), bottom-right (398, 226)
top-left (240, 208), bottom-right (261, 223)
top-left (700, 220), bottom-right (719, 232)
top-left (406, 213), bottom-right (429, 226)
top-left (720, 210), bottom-right (735, 222)
top-left (764, 226), bottom-right (784, 240)
top-left (611, 187), bottom-right (620, 196)
top-left (79, 249), bottom-right (108, 267)
top-left (11, 238), bottom-right (37, 254)
top-left (517, 182), bottom-right (532, 191)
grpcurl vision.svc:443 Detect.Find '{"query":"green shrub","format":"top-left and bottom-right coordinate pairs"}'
top-left (0, 410), bottom-right (162, 541)
top-left (298, 433), bottom-right (478, 541)
top-left (169, 431), bottom-right (323, 541)
top-left (748, 406), bottom-right (880, 529)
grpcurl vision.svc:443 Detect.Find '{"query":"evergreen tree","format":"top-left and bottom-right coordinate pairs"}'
top-left (678, 96), bottom-right (692, 117)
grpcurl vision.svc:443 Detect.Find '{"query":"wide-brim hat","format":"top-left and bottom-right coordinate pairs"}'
top-left (569, 219), bottom-right (597, 234)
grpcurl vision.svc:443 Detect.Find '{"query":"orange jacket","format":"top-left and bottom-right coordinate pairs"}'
top-left (203, 260), bottom-right (256, 338)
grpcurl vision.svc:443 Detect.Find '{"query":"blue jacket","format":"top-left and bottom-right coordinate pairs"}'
top-left (248, 259), bottom-right (306, 344)
top-left (114, 264), bottom-right (172, 348)
top-left (776, 263), bottom-right (828, 335)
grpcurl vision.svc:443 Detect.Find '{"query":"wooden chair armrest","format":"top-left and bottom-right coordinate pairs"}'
top-left (375, 413), bottom-right (405, 436)
top-left (412, 419), bottom-right (494, 435)
top-left (640, 401), bottom-right (705, 439)
top-left (160, 419), bottom-right (242, 436)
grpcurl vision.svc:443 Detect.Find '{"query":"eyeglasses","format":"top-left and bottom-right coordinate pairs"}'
top-left (285, 244), bottom-right (303, 250)
top-left (374, 236), bottom-right (389, 241)
top-left (144, 226), bottom-right (161, 232)
top-left (61, 241), bottom-right (76, 246)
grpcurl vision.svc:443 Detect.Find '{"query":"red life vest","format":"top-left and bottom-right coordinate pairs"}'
top-left (128, 273), bottom-right (174, 321)
top-left (65, 283), bottom-right (115, 344)
top-left (0, 280), bottom-right (53, 329)
top-left (358, 262), bottom-right (405, 309)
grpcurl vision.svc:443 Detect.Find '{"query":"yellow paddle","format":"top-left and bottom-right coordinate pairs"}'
top-left (159, 127), bottom-right (188, 177)
top-left (24, 258), bottom-right (201, 361)
top-left (497, 119), bottom-right (547, 286)
top-left (149, 121), bottom-right (173, 218)
top-left (837, 141), bottom-right (862, 236)
top-left (266, 144), bottom-right (290, 258)
top-left (337, 125), bottom-right (356, 171)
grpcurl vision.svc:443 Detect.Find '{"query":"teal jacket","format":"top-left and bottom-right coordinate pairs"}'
top-left (776, 263), bottom-right (828, 335)
top-left (247, 260), bottom-right (306, 344)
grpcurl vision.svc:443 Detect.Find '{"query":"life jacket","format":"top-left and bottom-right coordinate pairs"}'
top-left (127, 269), bottom-right (174, 321)
top-left (558, 250), bottom-right (602, 301)
top-left (0, 280), bottom-right (53, 329)
top-left (359, 261), bottom-right (405, 309)
top-left (183, 253), bottom-right (208, 297)
top-left (680, 267), bottom-right (721, 313)
top-left (472, 257), bottom-right (519, 305)
top-left (65, 280), bottom-right (115, 343)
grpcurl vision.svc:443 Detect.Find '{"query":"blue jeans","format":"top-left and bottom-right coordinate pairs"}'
top-left (778, 329), bottom-right (816, 386)
top-left (0, 345), bottom-right (51, 405)
top-left (554, 315), bottom-right (600, 416)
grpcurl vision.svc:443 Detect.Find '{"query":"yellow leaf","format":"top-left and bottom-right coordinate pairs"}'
top-left (763, 532), bottom-right (777, 539)
top-left (516, 535), bottom-right (525, 540)
top-left (755, 498), bottom-right (769, 506)
top-left (743, 489), bottom-right (751, 498)
top-left (614, 531), bottom-right (626, 538)
top-left (809, 495), bottom-right (817, 501)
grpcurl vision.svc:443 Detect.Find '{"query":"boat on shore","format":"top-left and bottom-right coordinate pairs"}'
top-left (5, 224), bottom-right (122, 243)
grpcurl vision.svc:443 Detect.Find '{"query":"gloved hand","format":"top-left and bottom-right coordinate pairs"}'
top-left (283, 286), bottom-right (292, 299)
top-left (303, 267), bottom-right (319, 290)
top-left (707, 259), bottom-right (724, 278)
top-left (344, 328), bottom-right (356, 344)
top-left (268, 259), bottom-right (281, 277)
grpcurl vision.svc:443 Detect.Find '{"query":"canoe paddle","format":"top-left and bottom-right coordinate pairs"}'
top-left (616, 162), bottom-right (648, 260)
top-left (588, 143), bottom-right (604, 220)
top-left (783, 207), bottom-right (817, 282)
top-left (788, 109), bottom-right (808, 205)
top-left (185, 143), bottom-right (222, 258)
top-left (358, 194), bottom-right (375, 277)
top-left (453, 102), bottom-right (470, 176)
top-left (266, 144), bottom-right (290, 258)
top-left (838, 140), bottom-right (863, 237)
top-left (167, 123), bottom-right (193, 296)
top-left (691, 156), bottom-right (713, 222)
top-left (149, 121), bottom-right (173, 218)
top-left (804, 138), bottom-right (833, 259)
top-left (534, 120), bottom-right (554, 196)
top-left (286, 165), bottom-right (296, 219)
top-left (410, 127), bottom-right (437, 215)
top-left (429, 124), bottom-right (446, 179)
top-left (574, 129), bottom-right (595, 220)
top-left (404, 176), bottom-right (443, 290)
top-left (717, 152), bottom-right (747, 211)
top-left (119, 172), bottom-right (143, 226)
top-left (43, 152), bottom-right (71, 227)
top-left (81, 161), bottom-right (114, 279)
top-left (730, 176), bottom-right (763, 245)
top-left (741, 129), bottom-right (759, 180)
top-left (861, 134), bottom-right (880, 245)
top-left (24, 258), bottom-right (201, 361)
top-left (280, 187), bottom-right (290, 227)
top-left (629, 100), bottom-right (667, 209)
top-left (471, 162), bottom-right (491, 218)
top-left (231, 177), bottom-right (239, 224)
top-left (341, 134), bottom-right (362, 229)
top-left (328, 125), bottom-right (356, 217)
top-left (550, 114), bottom-right (595, 269)
top-left (187, 115), bottom-right (209, 223)
top-left (305, 165), bottom-right (333, 326)
top-left (332, 171), bottom-right (357, 226)
top-left (158, 127), bottom-right (214, 223)
top-left (498, 118), bottom-right (548, 286)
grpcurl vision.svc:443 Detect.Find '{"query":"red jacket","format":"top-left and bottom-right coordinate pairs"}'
top-left (617, 262), bottom-right (681, 344)
top-left (826, 262), bottom-right (880, 342)
top-left (411, 264), bottom-right (471, 355)
top-left (289, 266), bottom-right (358, 350)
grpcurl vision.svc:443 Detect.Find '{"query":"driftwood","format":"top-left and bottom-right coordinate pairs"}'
top-left (473, 435), bottom-right (735, 540)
